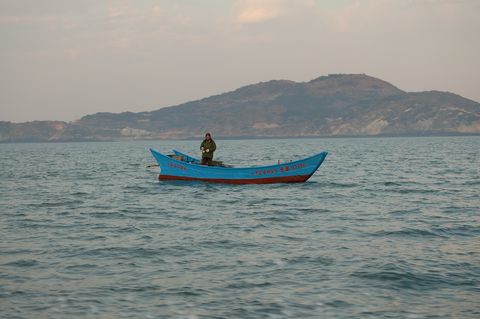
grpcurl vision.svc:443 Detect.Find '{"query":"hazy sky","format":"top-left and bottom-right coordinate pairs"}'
top-left (1, 0), bottom-right (479, 122)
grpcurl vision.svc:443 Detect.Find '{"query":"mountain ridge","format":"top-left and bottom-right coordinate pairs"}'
top-left (1, 74), bottom-right (479, 142)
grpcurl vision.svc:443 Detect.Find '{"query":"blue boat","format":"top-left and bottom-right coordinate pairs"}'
top-left (149, 148), bottom-right (328, 184)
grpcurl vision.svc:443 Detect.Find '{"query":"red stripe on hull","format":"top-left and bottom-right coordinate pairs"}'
top-left (158, 174), bottom-right (312, 184)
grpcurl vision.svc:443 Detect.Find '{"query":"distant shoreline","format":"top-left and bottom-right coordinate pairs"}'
top-left (1, 132), bottom-right (478, 144)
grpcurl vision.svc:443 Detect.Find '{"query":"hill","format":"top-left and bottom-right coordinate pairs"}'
top-left (1, 74), bottom-right (479, 142)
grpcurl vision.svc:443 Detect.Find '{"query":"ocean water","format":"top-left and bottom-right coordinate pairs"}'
top-left (0, 137), bottom-right (479, 319)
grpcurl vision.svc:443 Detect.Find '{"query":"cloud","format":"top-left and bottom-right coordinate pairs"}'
top-left (0, 14), bottom-right (66, 25)
top-left (234, 0), bottom-right (288, 24)
top-left (316, 0), bottom-right (479, 33)
top-left (65, 48), bottom-right (79, 61)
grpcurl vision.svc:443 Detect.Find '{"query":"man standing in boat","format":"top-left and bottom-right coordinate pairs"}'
top-left (200, 132), bottom-right (216, 166)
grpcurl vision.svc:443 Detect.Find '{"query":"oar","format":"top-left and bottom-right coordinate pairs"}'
top-left (146, 164), bottom-right (159, 168)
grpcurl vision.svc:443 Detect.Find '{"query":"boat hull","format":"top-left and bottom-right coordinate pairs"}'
top-left (150, 148), bottom-right (327, 184)
top-left (158, 174), bottom-right (312, 184)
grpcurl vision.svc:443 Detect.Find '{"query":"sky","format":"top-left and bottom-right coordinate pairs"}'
top-left (1, 0), bottom-right (479, 122)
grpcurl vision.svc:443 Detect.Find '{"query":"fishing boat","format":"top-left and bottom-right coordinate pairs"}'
top-left (149, 148), bottom-right (328, 184)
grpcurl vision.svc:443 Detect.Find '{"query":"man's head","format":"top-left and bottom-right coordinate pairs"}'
top-left (205, 132), bottom-right (211, 140)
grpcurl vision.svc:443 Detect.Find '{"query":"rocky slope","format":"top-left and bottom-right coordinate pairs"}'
top-left (1, 74), bottom-right (479, 142)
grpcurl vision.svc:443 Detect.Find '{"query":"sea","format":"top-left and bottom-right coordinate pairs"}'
top-left (0, 136), bottom-right (479, 319)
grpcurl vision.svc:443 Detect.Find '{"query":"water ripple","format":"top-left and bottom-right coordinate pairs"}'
top-left (0, 137), bottom-right (479, 318)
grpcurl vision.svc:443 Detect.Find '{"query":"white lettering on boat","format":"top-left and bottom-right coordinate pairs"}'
top-left (253, 163), bottom-right (305, 176)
